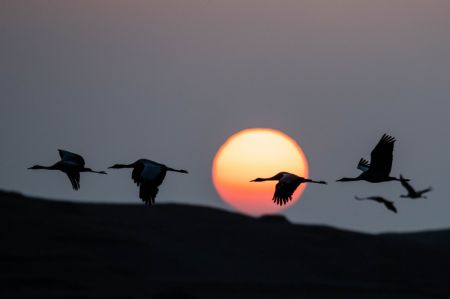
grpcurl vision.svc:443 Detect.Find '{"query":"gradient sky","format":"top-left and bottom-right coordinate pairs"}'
top-left (1, 1), bottom-right (449, 233)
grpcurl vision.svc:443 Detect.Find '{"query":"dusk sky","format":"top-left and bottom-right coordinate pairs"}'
top-left (1, 1), bottom-right (449, 232)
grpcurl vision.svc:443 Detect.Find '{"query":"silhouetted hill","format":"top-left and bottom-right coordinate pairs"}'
top-left (1, 190), bottom-right (449, 298)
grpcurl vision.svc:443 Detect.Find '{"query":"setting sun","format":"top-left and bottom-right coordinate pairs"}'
top-left (212, 128), bottom-right (308, 216)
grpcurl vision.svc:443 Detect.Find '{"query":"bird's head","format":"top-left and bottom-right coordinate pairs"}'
top-left (82, 167), bottom-right (107, 174)
top-left (108, 164), bottom-right (126, 169)
top-left (179, 169), bottom-right (188, 174)
top-left (250, 172), bottom-right (284, 182)
top-left (250, 178), bottom-right (265, 182)
top-left (28, 165), bottom-right (45, 170)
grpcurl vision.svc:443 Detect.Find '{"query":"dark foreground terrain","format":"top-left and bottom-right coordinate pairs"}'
top-left (1, 190), bottom-right (449, 298)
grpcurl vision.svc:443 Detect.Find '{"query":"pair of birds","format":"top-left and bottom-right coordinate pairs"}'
top-left (354, 175), bottom-right (432, 214)
top-left (251, 134), bottom-right (431, 212)
top-left (28, 150), bottom-right (188, 205)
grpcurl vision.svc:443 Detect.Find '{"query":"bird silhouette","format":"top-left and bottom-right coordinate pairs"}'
top-left (399, 175), bottom-right (432, 199)
top-left (108, 159), bottom-right (188, 205)
top-left (354, 196), bottom-right (398, 213)
top-left (28, 149), bottom-right (106, 190)
top-left (251, 172), bottom-right (327, 206)
top-left (337, 134), bottom-right (406, 183)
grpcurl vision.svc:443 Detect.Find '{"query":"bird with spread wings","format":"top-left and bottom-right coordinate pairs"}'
top-left (28, 149), bottom-right (106, 190)
top-left (337, 134), bottom-right (406, 183)
top-left (251, 172), bottom-right (327, 206)
top-left (109, 159), bottom-right (188, 205)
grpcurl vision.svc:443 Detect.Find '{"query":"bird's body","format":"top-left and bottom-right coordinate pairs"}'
top-left (28, 149), bottom-right (106, 190)
top-left (109, 159), bottom-right (188, 205)
top-left (337, 134), bottom-right (405, 183)
top-left (354, 196), bottom-right (398, 213)
top-left (251, 172), bottom-right (327, 206)
top-left (399, 175), bottom-right (432, 199)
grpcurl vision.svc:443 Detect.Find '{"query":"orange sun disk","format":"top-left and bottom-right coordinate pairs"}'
top-left (212, 128), bottom-right (309, 216)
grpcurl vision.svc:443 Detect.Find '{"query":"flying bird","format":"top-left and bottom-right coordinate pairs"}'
top-left (354, 196), bottom-right (398, 213)
top-left (251, 172), bottom-right (327, 206)
top-left (337, 134), bottom-right (405, 183)
top-left (28, 149), bottom-right (106, 190)
top-left (108, 159), bottom-right (188, 205)
top-left (399, 175), bottom-right (432, 199)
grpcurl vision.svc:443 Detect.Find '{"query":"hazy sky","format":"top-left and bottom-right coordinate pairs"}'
top-left (1, 1), bottom-right (449, 233)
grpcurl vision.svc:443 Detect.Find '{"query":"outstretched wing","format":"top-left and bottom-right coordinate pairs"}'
top-left (400, 175), bottom-right (415, 194)
top-left (132, 163), bottom-right (145, 186)
top-left (65, 171), bottom-right (80, 190)
top-left (383, 201), bottom-right (397, 213)
top-left (357, 158), bottom-right (370, 172)
top-left (368, 134), bottom-right (395, 177)
top-left (273, 175), bottom-right (301, 206)
top-left (58, 149), bottom-right (85, 166)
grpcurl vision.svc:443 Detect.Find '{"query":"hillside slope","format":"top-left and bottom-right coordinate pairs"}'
top-left (1, 191), bottom-right (449, 298)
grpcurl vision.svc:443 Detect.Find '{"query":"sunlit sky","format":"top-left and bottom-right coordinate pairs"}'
top-left (1, 1), bottom-right (449, 232)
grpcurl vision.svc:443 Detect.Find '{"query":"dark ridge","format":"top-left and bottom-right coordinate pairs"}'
top-left (1, 190), bottom-right (449, 298)
top-left (258, 214), bottom-right (291, 224)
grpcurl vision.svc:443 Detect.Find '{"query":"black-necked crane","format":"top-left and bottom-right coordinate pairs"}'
top-left (108, 159), bottom-right (188, 205)
top-left (337, 134), bottom-right (406, 183)
top-left (28, 149), bottom-right (106, 190)
top-left (250, 172), bottom-right (327, 206)
top-left (354, 196), bottom-right (398, 213)
top-left (399, 175), bottom-right (432, 199)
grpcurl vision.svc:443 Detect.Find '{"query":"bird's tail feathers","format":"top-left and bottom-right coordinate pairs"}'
top-left (139, 183), bottom-right (158, 205)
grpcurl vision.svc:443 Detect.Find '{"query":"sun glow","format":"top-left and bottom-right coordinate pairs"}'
top-left (212, 128), bottom-right (309, 216)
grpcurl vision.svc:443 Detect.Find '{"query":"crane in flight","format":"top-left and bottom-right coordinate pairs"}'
top-left (251, 172), bottom-right (327, 206)
top-left (28, 149), bottom-right (106, 190)
top-left (108, 159), bottom-right (188, 205)
top-left (337, 134), bottom-right (406, 183)
top-left (354, 196), bottom-right (398, 213)
top-left (399, 175), bottom-right (432, 199)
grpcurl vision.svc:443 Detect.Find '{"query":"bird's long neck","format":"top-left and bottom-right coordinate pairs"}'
top-left (166, 167), bottom-right (188, 174)
top-left (252, 175), bottom-right (280, 182)
top-left (28, 164), bottom-right (56, 170)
